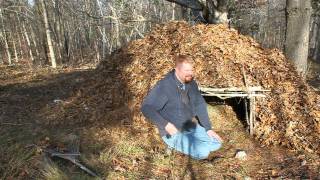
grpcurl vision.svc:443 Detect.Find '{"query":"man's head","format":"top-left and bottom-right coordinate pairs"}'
top-left (174, 55), bottom-right (194, 83)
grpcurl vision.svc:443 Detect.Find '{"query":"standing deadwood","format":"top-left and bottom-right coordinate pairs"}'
top-left (0, 8), bottom-right (12, 65)
top-left (285, 0), bottom-right (312, 75)
top-left (40, 0), bottom-right (57, 68)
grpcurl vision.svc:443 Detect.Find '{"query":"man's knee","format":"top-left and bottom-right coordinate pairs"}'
top-left (193, 150), bottom-right (211, 159)
top-left (210, 141), bottom-right (222, 151)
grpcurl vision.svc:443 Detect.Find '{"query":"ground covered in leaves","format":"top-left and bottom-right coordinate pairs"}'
top-left (1, 64), bottom-right (319, 179)
top-left (1, 21), bottom-right (320, 179)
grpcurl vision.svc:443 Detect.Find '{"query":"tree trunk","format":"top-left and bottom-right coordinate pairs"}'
top-left (172, 3), bottom-right (176, 20)
top-left (206, 0), bottom-right (229, 24)
top-left (52, 0), bottom-right (62, 61)
top-left (11, 32), bottom-right (19, 62)
top-left (166, 0), bottom-right (203, 10)
top-left (29, 24), bottom-right (40, 58)
top-left (0, 9), bottom-right (12, 65)
top-left (108, 3), bottom-right (121, 48)
top-left (40, 0), bottom-right (57, 68)
top-left (22, 22), bottom-right (34, 62)
top-left (96, 0), bottom-right (106, 60)
top-left (285, 0), bottom-right (312, 75)
top-left (94, 41), bottom-right (100, 63)
top-left (15, 13), bottom-right (24, 61)
top-left (0, 48), bottom-right (2, 64)
top-left (309, 15), bottom-right (320, 61)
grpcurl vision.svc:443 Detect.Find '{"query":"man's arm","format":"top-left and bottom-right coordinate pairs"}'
top-left (192, 81), bottom-right (223, 142)
top-left (141, 83), bottom-right (169, 129)
top-left (192, 81), bottom-right (212, 131)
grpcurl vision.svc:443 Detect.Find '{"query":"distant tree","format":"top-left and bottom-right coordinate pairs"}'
top-left (39, 0), bottom-right (57, 68)
top-left (0, 8), bottom-right (12, 65)
top-left (285, 0), bottom-right (312, 75)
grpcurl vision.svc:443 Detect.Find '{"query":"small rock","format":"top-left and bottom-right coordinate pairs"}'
top-left (83, 104), bottom-right (89, 110)
top-left (244, 176), bottom-right (251, 180)
top-left (235, 150), bottom-right (247, 160)
top-left (301, 160), bottom-right (307, 166)
top-left (53, 99), bottom-right (63, 103)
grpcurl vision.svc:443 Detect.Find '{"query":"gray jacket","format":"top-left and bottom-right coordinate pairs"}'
top-left (141, 70), bottom-right (212, 137)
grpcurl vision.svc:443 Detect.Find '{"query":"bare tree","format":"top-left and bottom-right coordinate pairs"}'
top-left (22, 21), bottom-right (34, 62)
top-left (285, 0), bottom-right (312, 75)
top-left (40, 0), bottom-right (57, 68)
top-left (0, 0), bottom-right (188, 66)
top-left (0, 8), bottom-right (12, 65)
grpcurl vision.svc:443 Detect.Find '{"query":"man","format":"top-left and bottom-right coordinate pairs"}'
top-left (141, 55), bottom-right (222, 160)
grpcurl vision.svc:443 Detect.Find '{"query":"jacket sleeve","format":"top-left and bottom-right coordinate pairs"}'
top-left (141, 82), bottom-right (169, 129)
top-left (192, 81), bottom-right (212, 131)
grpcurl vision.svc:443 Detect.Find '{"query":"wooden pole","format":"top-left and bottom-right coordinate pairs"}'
top-left (249, 96), bottom-right (254, 135)
top-left (252, 96), bottom-right (256, 133)
top-left (244, 97), bottom-right (249, 128)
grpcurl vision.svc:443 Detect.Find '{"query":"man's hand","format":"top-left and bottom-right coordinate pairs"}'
top-left (207, 130), bottom-right (223, 142)
top-left (165, 122), bottom-right (178, 136)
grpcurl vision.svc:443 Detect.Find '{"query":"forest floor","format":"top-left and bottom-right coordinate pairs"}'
top-left (0, 62), bottom-right (320, 179)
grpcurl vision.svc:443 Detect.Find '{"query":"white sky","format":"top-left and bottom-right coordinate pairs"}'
top-left (28, 0), bottom-right (34, 6)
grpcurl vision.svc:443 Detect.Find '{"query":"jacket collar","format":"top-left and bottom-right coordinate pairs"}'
top-left (168, 69), bottom-right (189, 91)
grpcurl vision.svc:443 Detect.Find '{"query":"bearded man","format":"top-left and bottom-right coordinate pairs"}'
top-left (141, 55), bottom-right (222, 159)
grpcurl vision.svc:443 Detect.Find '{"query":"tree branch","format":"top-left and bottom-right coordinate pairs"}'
top-left (166, 0), bottom-right (204, 11)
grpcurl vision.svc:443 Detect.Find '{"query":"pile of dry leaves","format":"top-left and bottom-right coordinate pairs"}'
top-left (44, 21), bottom-right (320, 155)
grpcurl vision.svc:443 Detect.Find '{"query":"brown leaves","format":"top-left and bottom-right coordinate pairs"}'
top-left (61, 21), bottom-right (320, 155)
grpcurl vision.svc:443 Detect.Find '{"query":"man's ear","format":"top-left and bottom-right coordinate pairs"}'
top-left (175, 64), bottom-right (181, 71)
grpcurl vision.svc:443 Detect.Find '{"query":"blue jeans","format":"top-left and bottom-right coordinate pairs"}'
top-left (162, 125), bottom-right (222, 160)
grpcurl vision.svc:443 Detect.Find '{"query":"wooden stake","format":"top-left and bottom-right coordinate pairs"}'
top-left (249, 93), bottom-right (256, 135)
top-left (244, 97), bottom-right (249, 127)
top-left (252, 96), bottom-right (256, 132)
top-left (249, 97), bottom-right (253, 135)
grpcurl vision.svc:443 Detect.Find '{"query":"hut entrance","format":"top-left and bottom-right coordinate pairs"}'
top-left (200, 86), bottom-right (270, 135)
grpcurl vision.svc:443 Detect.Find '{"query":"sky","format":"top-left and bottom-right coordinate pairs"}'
top-left (28, 0), bottom-right (34, 6)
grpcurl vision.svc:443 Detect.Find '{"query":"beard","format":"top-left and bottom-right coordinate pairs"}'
top-left (184, 75), bottom-right (193, 83)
